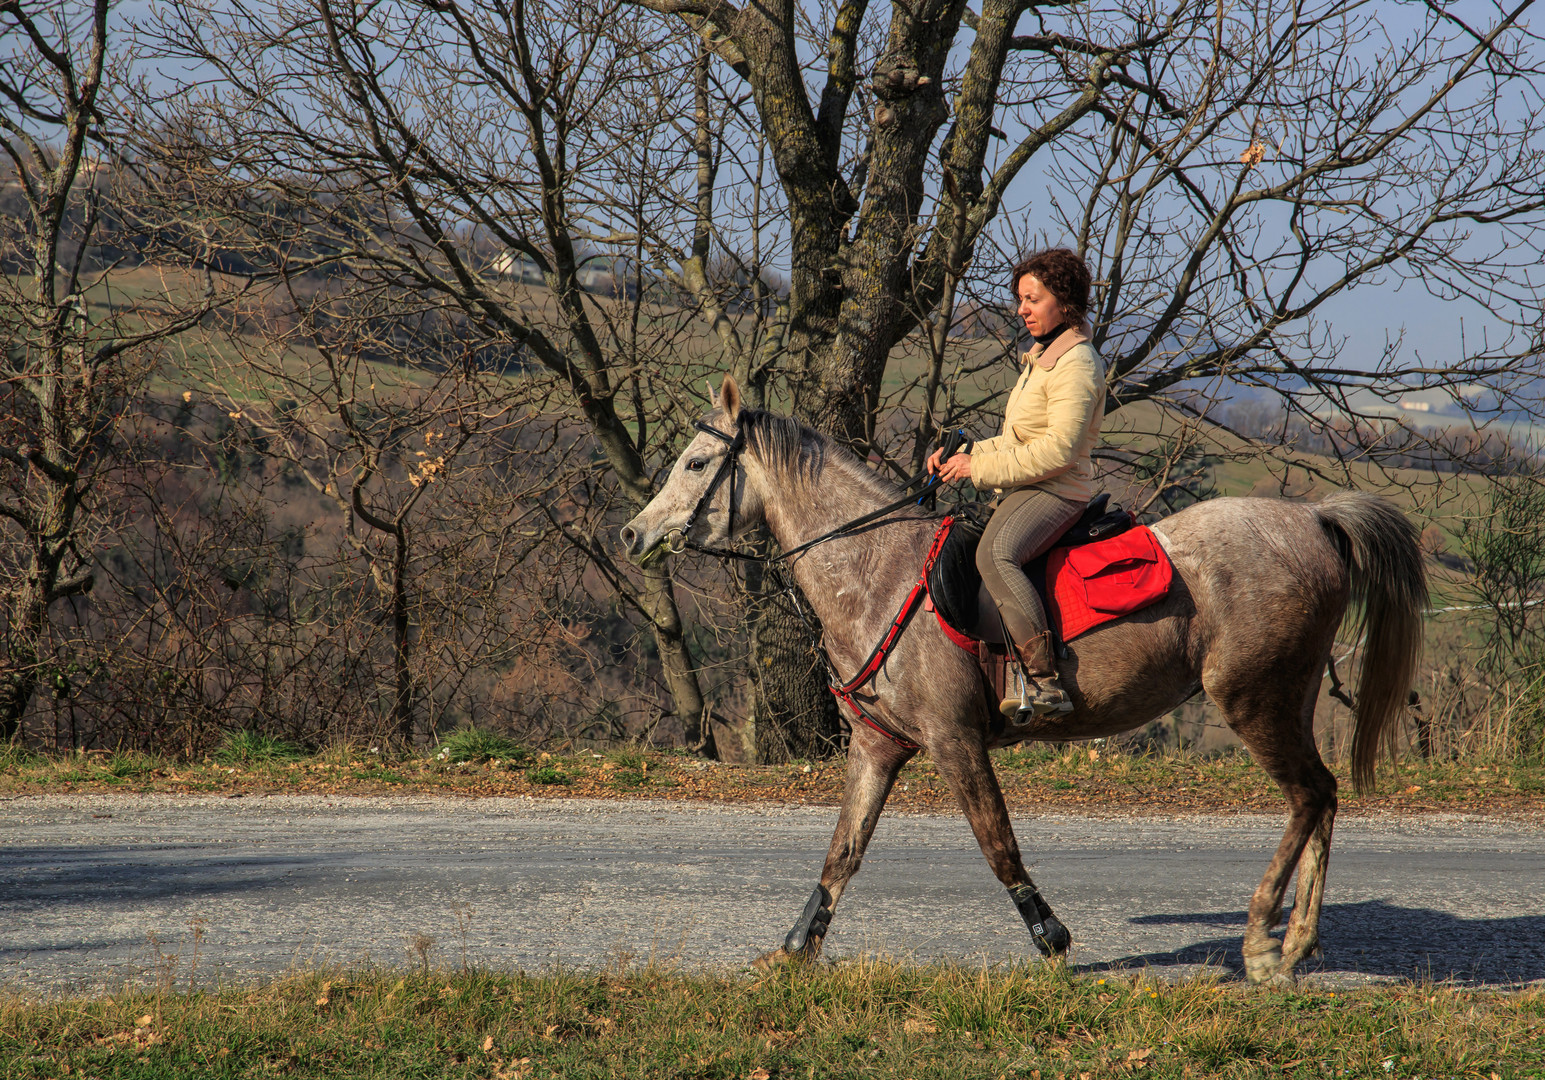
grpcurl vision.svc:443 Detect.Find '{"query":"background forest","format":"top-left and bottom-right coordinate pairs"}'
top-left (5, 0), bottom-right (1545, 766)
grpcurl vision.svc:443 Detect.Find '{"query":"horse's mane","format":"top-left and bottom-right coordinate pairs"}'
top-left (729, 407), bottom-right (905, 505)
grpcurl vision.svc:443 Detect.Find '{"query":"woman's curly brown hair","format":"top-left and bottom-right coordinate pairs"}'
top-left (1010, 248), bottom-right (1092, 325)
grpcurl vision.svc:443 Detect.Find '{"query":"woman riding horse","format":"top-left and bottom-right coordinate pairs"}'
top-left (622, 366), bottom-right (1425, 982)
top-left (928, 248), bottom-right (1104, 721)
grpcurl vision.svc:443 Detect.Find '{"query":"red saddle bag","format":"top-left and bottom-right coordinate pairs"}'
top-left (1046, 525), bottom-right (1172, 641)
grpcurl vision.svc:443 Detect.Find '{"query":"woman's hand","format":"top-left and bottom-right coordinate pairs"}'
top-left (933, 452), bottom-right (972, 484)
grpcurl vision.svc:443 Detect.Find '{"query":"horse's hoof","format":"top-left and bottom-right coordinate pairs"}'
top-left (752, 948), bottom-right (793, 971)
top-left (1268, 968), bottom-right (1297, 988)
top-left (752, 947), bottom-right (814, 972)
top-left (1009, 883), bottom-right (1071, 957)
top-left (785, 885), bottom-right (834, 954)
top-left (1242, 943), bottom-right (1284, 985)
top-left (1033, 914), bottom-right (1072, 957)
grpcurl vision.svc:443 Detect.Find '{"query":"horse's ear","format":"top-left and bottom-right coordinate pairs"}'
top-left (718, 375), bottom-right (741, 423)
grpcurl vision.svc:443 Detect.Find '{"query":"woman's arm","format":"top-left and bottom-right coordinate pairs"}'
top-left (969, 348), bottom-right (1101, 490)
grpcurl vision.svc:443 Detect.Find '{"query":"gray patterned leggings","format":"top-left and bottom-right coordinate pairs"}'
top-left (976, 486), bottom-right (1086, 646)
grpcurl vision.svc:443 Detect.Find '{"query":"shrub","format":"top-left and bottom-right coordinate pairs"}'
top-left (434, 728), bottom-right (531, 765)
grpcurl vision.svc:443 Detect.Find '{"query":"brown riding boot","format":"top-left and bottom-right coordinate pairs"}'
top-left (1008, 632), bottom-right (1072, 722)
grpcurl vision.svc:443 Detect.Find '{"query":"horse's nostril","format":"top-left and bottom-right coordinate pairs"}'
top-left (620, 525), bottom-right (638, 552)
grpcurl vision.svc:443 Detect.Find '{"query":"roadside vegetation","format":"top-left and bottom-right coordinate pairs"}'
top-left (1, 961), bottom-right (1539, 1079)
top-left (2, 734), bottom-right (1541, 817)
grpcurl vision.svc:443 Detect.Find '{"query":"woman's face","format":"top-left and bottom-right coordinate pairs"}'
top-left (1016, 274), bottom-right (1064, 337)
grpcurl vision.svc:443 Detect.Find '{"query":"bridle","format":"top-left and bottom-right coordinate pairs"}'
top-left (665, 419), bottom-right (747, 557)
top-left (660, 415), bottom-right (972, 753)
top-left (669, 417), bottom-right (965, 567)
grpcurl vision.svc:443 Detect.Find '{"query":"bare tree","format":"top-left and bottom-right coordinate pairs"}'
top-left (198, 287), bottom-right (490, 747)
top-left (0, 0), bottom-right (230, 739)
top-left (131, 0), bottom-right (793, 749)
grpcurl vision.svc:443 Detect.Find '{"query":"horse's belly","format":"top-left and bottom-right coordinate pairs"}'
top-left (1065, 611), bottom-right (1199, 727)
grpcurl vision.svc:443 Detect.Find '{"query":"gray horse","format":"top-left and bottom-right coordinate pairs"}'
top-left (620, 376), bottom-right (1427, 984)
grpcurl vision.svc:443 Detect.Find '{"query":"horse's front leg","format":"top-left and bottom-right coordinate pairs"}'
top-left (754, 728), bottom-right (914, 968)
top-left (932, 732), bottom-right (1072, 958)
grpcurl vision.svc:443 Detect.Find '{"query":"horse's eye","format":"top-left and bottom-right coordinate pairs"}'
top-left (685, 458), bottom-right (707, 472)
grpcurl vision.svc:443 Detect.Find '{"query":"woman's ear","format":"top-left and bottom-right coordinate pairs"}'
top-left (719, 375), bottom-right (741, 422)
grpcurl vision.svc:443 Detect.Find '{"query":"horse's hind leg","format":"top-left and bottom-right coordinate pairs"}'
top-left (932, 733), bottom-right (1071, 958)
top-left (1281, 800), bottom-right (1335, 972)
top-left (754, 730), bottom-right (914, 968)
top-left (1209, 659), bottom-right (1338, 984)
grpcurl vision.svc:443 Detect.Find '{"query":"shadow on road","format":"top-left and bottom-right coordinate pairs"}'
top-left (1077, 900), bottom-right (1545, 986)
top-left (0, 847), bottom-right (327, 908)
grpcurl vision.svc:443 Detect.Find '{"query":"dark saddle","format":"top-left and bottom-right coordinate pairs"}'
top-left (928, 493), bottom-right (1134, 648)
top-left (926, 493), bottom-right (1134, 721)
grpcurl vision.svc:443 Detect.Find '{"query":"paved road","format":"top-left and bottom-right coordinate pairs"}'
top-left (1, 794), bottom-right (1541, 994)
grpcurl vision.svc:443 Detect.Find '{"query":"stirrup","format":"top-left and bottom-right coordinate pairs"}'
top-left (999, 668), bottom-right (1028, 718)
top-left (1011, 679), bottom-right (1073, 724)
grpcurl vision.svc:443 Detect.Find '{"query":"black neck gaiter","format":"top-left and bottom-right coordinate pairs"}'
top-left (1032, 322), bottom-right (1070, 348)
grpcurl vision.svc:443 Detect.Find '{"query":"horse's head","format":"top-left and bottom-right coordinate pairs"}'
top-left (620, 375), bottom-right (763, 563)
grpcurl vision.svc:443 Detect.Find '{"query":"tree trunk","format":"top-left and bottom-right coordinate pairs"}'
top-left (750, 587), bottom-right (840, 763)
top-left (740, 532), bottom-right (839, 764)
top-left (390, 523), bottom-right (417, 747)
top-left (641, 562), bottom-right (710, 751)
top-left (0, 582), bottom-right (46, 743)
top-left (1, 448), bottom-right (86, 743)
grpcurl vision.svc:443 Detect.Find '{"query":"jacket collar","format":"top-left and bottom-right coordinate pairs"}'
top-left (1022, 324), bottom-right (1091, 370)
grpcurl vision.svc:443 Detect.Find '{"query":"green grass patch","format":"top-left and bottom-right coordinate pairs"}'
top-left (0, 743), bottom-right (41, 769)
top-left (603, 748), bottom-right (653, 787)
top-left (434, 728), bottom-right (532, 765)
top-left (349, 766), bottom-right (407, 784)
top-left (0, 963), bottom-right (1538, 1079)
top-left (212, 729), bottom-right (307, 766)
top-left (0, 739), bottom-right (1540, 816)
top-left (101, 751), bottom-right (157, 780)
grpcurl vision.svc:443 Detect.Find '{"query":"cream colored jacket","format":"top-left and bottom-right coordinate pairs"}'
top-left (969, 327), bottom-right (1105, 502)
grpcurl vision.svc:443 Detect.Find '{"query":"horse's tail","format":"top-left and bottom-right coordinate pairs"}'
top-left (1314, 492), bottom-right (1429, 792)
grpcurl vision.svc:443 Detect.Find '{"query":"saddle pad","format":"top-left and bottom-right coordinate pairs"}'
top-left (1046, 526), bottom-right (1172, 641)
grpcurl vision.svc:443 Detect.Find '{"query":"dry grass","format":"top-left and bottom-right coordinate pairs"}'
top-left (0, 961), bottom-right (1539, 1078)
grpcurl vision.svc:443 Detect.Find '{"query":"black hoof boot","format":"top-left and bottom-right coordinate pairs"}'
top-left (784, 884), bottom-right (834, 956)
top-left (1010, 882), bottom-right (1071, 957)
